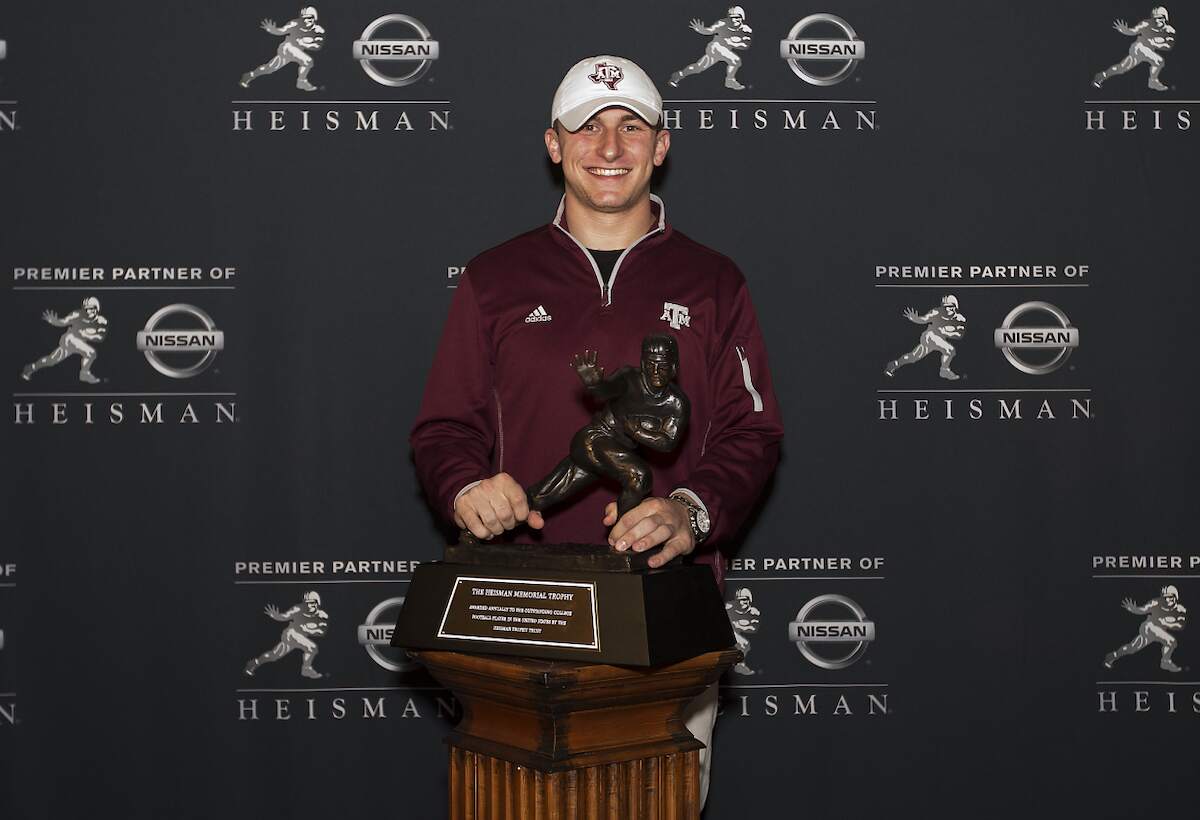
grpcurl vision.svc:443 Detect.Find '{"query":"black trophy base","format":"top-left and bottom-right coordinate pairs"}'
top-left (443, 540), bottom-right (669, 572)
top-left (392, 545), bottom-right (733, 667)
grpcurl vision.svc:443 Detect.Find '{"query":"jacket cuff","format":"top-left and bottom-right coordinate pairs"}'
top-left (669, 487), bottom-right (710, 519)
top-left (669, 487), bottom-right (712, 546)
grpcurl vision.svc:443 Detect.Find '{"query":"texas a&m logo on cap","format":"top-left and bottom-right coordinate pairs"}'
top-left (588, 62), bottom-right (623, 90)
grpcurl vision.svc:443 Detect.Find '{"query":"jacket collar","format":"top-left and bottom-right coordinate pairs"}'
top-left (551, 193), bottom-right (668, 238)
top-left (549, 194), bottom-right (671, 306)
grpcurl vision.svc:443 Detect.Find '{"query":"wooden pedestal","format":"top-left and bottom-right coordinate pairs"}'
top-left (415, 649), bottom-right (739, 819)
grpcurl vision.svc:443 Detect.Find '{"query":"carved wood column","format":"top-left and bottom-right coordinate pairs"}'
top-left (416, 649), bottom-right (739, 819)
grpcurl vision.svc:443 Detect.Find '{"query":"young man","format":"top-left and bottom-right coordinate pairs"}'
top-left (409, 55), bottom-right (783, 807)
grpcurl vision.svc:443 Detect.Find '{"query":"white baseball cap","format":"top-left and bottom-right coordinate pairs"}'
top-left (551, 55), bottom-right (663, 132)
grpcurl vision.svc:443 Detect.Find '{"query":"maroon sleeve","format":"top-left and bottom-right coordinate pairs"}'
top-left (409, 272), bottom-right (495, 524)
top-left (686, 268), bottom-right (784, 547)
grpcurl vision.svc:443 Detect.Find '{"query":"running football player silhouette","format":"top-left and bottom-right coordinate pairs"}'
top-left (21, 297), bottom-right (108, 384)
top-left (1104, 585), bottom-right (1187, 672)
top-left (727, 587), bottom-right (760, 675)
top-left (668, 6), bottom-right (753, 91)
top-left (240, 6), bottom-right (325, 91)
top-left (1093, 7), bottom-right (1176, 91)
top-left (884, 296), bottom-right (967, 381)
top-left (244, 591), bottom-right (330, 679)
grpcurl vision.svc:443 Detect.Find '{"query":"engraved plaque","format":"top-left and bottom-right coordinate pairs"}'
top-left (437, 576), bottom-right (599, 651)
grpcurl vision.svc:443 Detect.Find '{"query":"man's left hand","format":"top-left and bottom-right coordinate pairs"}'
top-left (604, 497), bottom-right (694, 569)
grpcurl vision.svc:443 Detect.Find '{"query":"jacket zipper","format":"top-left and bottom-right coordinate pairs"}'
top-left (552, 195), bottom-right (667, 306)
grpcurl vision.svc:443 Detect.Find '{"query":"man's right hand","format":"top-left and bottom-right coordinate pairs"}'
top-left (454, 472), bottom-right (544, 540)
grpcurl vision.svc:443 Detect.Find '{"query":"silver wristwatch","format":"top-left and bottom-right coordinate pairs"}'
top-left (671, 493), bottom-right (711, 544)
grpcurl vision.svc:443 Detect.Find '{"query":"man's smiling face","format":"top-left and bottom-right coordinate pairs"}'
top-left (545, 106), bottom-right (670, 215)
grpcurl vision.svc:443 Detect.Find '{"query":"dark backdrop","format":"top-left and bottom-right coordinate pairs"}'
top-left (3, 1), bottom-right (1197, 818)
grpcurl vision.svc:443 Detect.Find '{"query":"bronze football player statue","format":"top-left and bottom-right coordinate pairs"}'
top-left (460, 333), bottom-right (688, 545)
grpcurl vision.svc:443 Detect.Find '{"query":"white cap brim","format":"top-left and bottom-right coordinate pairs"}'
top-left (556, 98), bottom-right (660, 132)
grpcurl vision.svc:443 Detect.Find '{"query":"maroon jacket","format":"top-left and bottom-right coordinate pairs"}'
top-left (410, 196), bottom-right (783, 588)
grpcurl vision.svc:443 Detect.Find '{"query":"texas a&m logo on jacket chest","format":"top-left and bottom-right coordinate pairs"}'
top-left (661, 302), bottom-right (691, 330)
